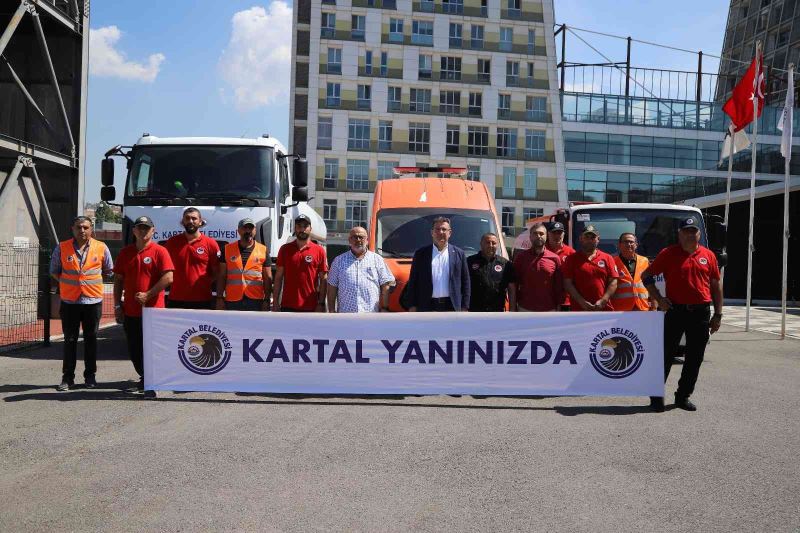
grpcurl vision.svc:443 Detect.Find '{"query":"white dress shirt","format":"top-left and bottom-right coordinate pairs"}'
top-left (431, 244), bottom-right (450, 298)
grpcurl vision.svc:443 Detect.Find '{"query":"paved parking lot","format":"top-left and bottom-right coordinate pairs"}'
top-left (0, 321), bottom-right (798, 532)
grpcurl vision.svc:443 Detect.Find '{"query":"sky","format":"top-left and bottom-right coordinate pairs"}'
top-left (85, 0), bottom-right (730, 202)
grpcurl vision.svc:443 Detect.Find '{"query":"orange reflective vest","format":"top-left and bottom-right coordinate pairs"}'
top-left (224, 242), bottom-right (267, 301)
top-left (611, 254), bottom-right (651, 311)
top-left (59, 239), bottom-right (105, 301)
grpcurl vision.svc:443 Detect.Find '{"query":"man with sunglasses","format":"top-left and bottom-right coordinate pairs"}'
top-left (642, 217), bottom-right (724, 412)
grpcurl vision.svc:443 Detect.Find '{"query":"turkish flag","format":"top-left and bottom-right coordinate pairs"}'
top-left (722, 55), bottom-right (766, 132)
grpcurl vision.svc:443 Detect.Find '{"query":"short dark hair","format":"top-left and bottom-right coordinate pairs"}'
top-left (481, 232), bottom-right (498, 242)
top-left (529, 222), bottom-right (547, 232)
top-left (72, 216), bottom-right (93, 227)
top-left (618, 232), bottom-right (637, 243)
top-left (431, 216), bottom-right (451, 229)
top-left (182, 207), bottom-right (202, 218)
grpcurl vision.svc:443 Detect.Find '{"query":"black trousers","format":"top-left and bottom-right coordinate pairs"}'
top-left (663, 304), bottom-right (711, 399)
top-left (60, 302), bottom-right (102, 382)
top-left (123, 315), bottom-right (144, 378)
top-left (166, 299), bottom-right (213, 310)
top-left (430, 297), bottom-right (455, 312)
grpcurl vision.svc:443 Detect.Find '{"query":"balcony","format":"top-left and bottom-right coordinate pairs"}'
top-left (319, 63), bottom-right (342, 75)
top-left (357, 98), bottom-right (372, 110)
top-left (412, 1), bottom-right (487, 17)
top-left (320, 27), bottom-right (336, 39)
top-left (441, 2), bottom-right (463, 14)
top-left (358, 66), bottom-right (403, 79)
top-left (316, 178), bottom-right (376, 193)
top-left (351, 0), bottom-right (397, 8)
top-left (500, 9), bottom-right (544, 22)
top-left (417, 0), bottom-right (434, 11)
top-left (506, 76), bottom-right (549, 89)
top-left (495, 187), bottom-right (558, 201)
top-left (411, 33), bottom-right (433, 46)
top-left (351, 29), bottom-right (366, 41)
top-left (382, 33), bottom-right (433, 47)
top-left (495, 110), bottom-right (553, 123)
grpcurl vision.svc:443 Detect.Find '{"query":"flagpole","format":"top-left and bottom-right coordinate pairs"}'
top-left (722, 124), bottom-right (735, 283)
top-left (745, 40), bottom-right (761, 332)
top-left (781, 63), bottom-right (794, 339)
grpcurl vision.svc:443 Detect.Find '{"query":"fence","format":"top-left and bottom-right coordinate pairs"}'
top-left (0, 243), bottom-right (117, 353)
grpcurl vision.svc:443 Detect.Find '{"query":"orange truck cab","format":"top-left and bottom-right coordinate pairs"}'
top-left (368, 169), bottom-right (507, 311)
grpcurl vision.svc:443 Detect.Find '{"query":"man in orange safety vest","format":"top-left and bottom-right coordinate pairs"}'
top-left (216, 218), bottom-right (272, 311)
top-left (611, 232), bottom-right (654, 311)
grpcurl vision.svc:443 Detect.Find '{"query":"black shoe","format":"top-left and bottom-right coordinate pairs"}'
top-left (85, 376), bottom-right (97, 388)
top-left (649, 396), bottom-right (665, 413)
top-left (675, 396), bottom-right (697, 411)
top-left (56, 380), bottom-right (73, 392)
top-left (125, 378), bottom-right (144, 393)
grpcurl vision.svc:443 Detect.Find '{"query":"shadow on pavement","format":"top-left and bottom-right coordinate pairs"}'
top-left (555, 404), bottom-right (653, 416)
top-left (0, 325), bottom-right (128, 361)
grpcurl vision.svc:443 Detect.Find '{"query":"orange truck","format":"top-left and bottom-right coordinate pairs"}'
top-left (368, 168), bottom-right (507, 311)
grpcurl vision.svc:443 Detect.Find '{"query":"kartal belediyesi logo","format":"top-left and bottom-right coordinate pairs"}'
top-left (589, 328), bottom-right (644, 379)
top-left (178, 326), bottom-right (232, 375)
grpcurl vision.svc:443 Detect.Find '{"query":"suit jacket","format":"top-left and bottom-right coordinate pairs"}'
top-left (404, 243), bottom-right (470, 311)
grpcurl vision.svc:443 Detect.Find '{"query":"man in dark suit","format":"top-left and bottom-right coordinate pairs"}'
top-left (404, 216), bottom-right (470, 312)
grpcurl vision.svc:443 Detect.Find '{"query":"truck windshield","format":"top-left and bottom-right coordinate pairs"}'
top-left (570, 209), bottom-right (707, 259)
top-left (126, 145), bottom-right (274, 202)
top-left (376, 208), bottom-right (498, 258)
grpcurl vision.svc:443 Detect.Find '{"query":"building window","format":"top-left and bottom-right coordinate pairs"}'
top-left (523, 168), bottom-right (538, 198)
top-left (365, 50), bottom-right (373, 74)
top-left (389, 18), bottom-right (404, 43)
top-left (388, 86), bottom-right (402, 111)
top-left (346, 200), bottom-right (369, 228)
top-left (439, 90), bottom-right (461, 114)
top-left (348, 119), bottom-right (370, 150)
top-left (410, 88), bottom-right (432, 112)
top-left (523, 207), bottom-right (542, 221)
top-left (477, 58), bottom-right (491, 82)
top-left (326, 82), bottom-right (340, 106)
top-left (500, 27), bottom-right (513, 52)
top-left (497, 127), bottom-right (517, 157)
top-left (327, 48), bottom-right (342, 74)
top-left (528, 29), bottom-right (536, 53)
top-left (317, 117), bottom-right (332, 149)
top-left (506, 61), bottom-right (519, 85)
top-left (467, 165), bottom-right (480, 181)
top-left (443, 0), bottom-right (464, 14)
top-left (440, 56), bottom-right (462, 80)
top-left (502, 167), bottom-right (516, 197)
top-left (323, 199), bottom-right (338, 226)
top-left (467, 126), bottom-right (488, 155)
top-left (468, 92), bottom-right (482, 116)
top-left (418, 54), bottom-right (432, 79)
top-left (380, 51), bottom-right (388, 76)
top-left (379, 120), bottom-right (393, 151)
top-left (321, 12), bottom-right (336, 38)
top-left (526, 96), bottom-right (547, 121)
top-left (470, 25), bottom-right (484, 49)
top-left (501, 206), bottom-right (515, 234)
top-left (498, 93), bottom-right (511, 118)
top-left (346, 160), bottom-right (370, 190)
top-left (446, 125), bottom-right (460, 154)
top-left (352, 15), bottom-right (366, 40)
top-left (378, 160), bottom-right (398, 180)
top-left (324, 158), bottom-right (339, 188)
top-left (412, 20), bottom-right (433, 45)
top-left (409, 122), bottom-right (430, 153)
top-left (449, 23), bottom-right (462, 47)
top-left (525, 129), bottom-right (545, 159)
top-left (357, 84), bottom-right (371, 110)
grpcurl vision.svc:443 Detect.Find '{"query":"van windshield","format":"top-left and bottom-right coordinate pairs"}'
top-left (376, 208), bottom-right (499, 258)
top-left (570, 208), bottom-right (707, 259)
top-left (126, 145), bottom-right (274, 203)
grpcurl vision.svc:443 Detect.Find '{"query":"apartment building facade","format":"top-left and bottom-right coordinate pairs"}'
top-left (289, 0), bottom-right (566, 245)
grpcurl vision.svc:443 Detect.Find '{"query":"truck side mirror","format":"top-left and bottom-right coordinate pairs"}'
top-left (292, 158), bottom-right (308, 188)
top-left (101, 158), bottom-right (114, 186)
top-left (100, 186), bottom-right (116, 202)
top-left (292, 186), bottom-right (308, 202)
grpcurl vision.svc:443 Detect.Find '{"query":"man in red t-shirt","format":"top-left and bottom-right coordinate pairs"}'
top-left (562, 225), bottom-right (619, 311)
top-left (546, 221), bottom-right (575, 310)
top-left (513, 222), bottom-right (563, 311)
top-left (272, 215), bottom-right (328, 312)
top-left (163, 207), bottom-right (220, 309)
top-left (641, 217), bottom-right (724, 412)
top-left (113, 216), bottom-right (174, 391)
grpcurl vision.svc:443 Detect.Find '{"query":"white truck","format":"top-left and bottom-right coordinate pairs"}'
top-left (99, 135), bottom-right (326, 254)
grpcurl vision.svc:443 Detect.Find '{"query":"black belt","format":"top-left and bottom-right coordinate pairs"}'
top-left (431, 297), bottom-right (451, 304)
top-left (670, 303), bottom-right (711, 311)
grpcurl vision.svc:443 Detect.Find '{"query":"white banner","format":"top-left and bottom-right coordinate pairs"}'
top-left (143, 309), bottom-right (664, 396)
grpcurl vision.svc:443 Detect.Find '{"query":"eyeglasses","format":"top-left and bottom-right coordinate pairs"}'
top-left (350, 235), bottom-right (367, 240)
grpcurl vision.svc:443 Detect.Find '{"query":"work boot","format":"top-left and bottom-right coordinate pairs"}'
top-left (675, 396), bottom-right (697, 411)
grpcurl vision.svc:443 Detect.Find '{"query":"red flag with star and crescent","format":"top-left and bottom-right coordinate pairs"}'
top-left (722, 55), bottom-right (766, 131)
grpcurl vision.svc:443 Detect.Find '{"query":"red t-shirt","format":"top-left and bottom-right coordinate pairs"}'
top-left (114, 242), bottom-right (175, 317)
top-left (513, 248), bottom-right (563, 311)
top-left (562, 249), bottom-right (619, 311)
top-left (647, 244), bottom-right (720, 304)
top-left (163, 233), bottom-right (220, 301)
top-left (276, 240), bottom-right (328, 311)
top-left (546, 243), bottom-right (576, 306)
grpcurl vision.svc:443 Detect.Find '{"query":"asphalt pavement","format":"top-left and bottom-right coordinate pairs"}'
top-left (0, 322), bottom-right (798, 532)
